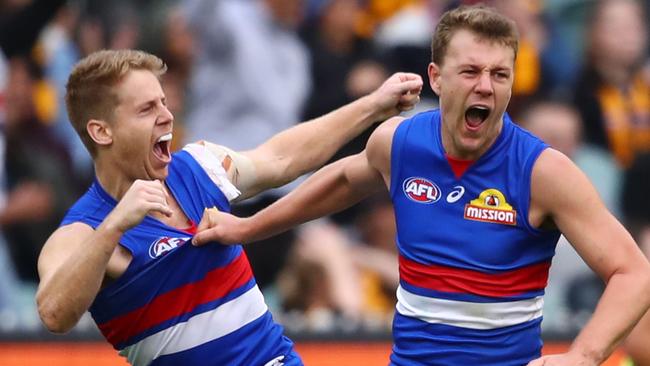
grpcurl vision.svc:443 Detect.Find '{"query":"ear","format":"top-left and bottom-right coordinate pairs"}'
top-left (87, 119), bottom-right (113, 147)
top-left (428, 62), bottom-right (442, 96)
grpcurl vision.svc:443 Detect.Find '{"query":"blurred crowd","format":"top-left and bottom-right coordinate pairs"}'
top-left (0, 0), bottom-right (648, 339)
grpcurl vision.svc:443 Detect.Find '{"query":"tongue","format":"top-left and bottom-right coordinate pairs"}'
top-left (153, 142), bottom-right (166, 160)
top-left (466, 113), bottom-right (484, 127)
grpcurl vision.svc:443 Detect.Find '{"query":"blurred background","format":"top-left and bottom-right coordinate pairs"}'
top-left (0, 0), bottom-right (648, 364)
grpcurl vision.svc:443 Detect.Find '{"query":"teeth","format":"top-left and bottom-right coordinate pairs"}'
top-left (157, 133), bottom-right (173, 143)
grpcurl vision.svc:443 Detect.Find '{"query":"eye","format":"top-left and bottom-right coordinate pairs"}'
top-left (461, 69), bottom-right (477, 76)
top-left (493, 71), bottom-right (510, 80)
top-left (139, 103), bottom-right (155, 114)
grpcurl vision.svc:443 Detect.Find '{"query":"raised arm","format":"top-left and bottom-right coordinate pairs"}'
top-left (527, 150), bottom-right (650, 366)
top-left (192, 116), bottom-right (401, 245)
top-left (36, 180), bottom-right (172, 333)
top-left (229, 72), bottom-right (420, 200)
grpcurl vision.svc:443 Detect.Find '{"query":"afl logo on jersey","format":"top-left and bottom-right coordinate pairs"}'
top-left (148, 236), bottom-right (191, 259)
top-left (403, 177), bottom-right (441, 204)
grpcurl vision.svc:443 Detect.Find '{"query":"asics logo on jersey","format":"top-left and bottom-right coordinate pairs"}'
top-left (403, 177), bottom-right (441, 204)
top-left (149, 236), bottom-right (191, 258)
top-left (464, 188), bottom-right (517, 225)
top-left (446, 185), bottom-right (465, 203)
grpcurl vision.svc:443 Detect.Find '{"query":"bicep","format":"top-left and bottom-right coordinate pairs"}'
top-left (342, 151), bottom-right (386, 195)
top-left (38, 223), bottom-right (94, 285)
top-left (532, 150), bottom-right (642, 280)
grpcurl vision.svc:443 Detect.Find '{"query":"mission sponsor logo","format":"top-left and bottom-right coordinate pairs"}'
top-left (463, 188), bottom-right (517, 225)
top-left (402, 177), bottom-right (441, 204)
top-left (149, 236), bottom-right (191, 259)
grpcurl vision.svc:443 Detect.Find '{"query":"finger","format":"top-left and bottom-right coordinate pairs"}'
top-left (152, 202), bottom-right (173, 217)
top-left (398, 99), bottom-right (420, 112)
top-left (142, 192), bottom-right (171, 212)
top-left (399, 94), bottom-right (420, 105)
top-left (192, 228), bottom-right (219, 246)
top-left (397, 72), bottom-right (421, 82)
top-left (153, 179), bottom-right (170, 200)
top-left (394, 79), bottom-right (424, 95)
top-left (196, 208), bottom-right (214, 233)
top-left (192, 231), bottom-right (207, 246)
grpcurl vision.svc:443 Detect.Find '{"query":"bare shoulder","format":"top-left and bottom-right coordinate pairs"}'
top-left (531, 148), bottom-right (602, 218)
top-left (366, 116), bottom-right (405, 181)
top-left (367, 117), bottom-right (405, 159)
top-left (38, 223), bottom-right (95, 279)
top-left (367, 116), bottom-right (405, 149)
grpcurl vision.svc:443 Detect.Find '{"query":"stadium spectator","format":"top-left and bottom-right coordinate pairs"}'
top-left (573, 0), bottom-right (649, 168)
top-left (1, 57), bottom-right (75, 283)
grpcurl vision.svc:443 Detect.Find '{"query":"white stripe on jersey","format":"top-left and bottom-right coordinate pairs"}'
top-left (396, 285), bottom-right (543, 330)
top-left (120, 285), bottom-right (268, 365)
top-left (183, 143), bottom-right (241, 201)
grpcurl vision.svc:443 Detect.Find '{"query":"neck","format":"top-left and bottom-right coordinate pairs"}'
top-left (94, 158), bottom-right (133, 201)
top-left (441, 118), bottom-right (504, 161)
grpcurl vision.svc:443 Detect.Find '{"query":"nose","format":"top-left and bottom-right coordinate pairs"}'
top-left (159, 103), bottom-right (174, 124)
top-left (474, 71), bottom-right (493, 96)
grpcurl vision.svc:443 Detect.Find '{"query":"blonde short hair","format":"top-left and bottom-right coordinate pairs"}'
top-left (65, 49), bottom-right (167, 156)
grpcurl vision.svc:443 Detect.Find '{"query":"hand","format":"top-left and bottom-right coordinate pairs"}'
top-left (104, 179), bottom-right (172, 233)
top-left (192, 207), bottom-right (250, 246)
top-left (527, 352), bottom-right (599, 366)
top-left (368, 72), bottom-right (423, 121)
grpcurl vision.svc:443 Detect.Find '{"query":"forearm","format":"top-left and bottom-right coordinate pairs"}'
top-left (37, 223), bottom-right (123, 333)
top-left (258, 94), bottom-right (381, 185)
top-left (569, 271), bottom-right (650, 363)
top-left (244, 156), bottom-right (381, 243)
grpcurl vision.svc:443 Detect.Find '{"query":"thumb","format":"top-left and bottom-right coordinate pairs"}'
top-left (192, 229), bottom-right (214, 246)
top-left (197, 207), bottom-right (220, 231)
top-left (193, 208), bottom-right (217, 246)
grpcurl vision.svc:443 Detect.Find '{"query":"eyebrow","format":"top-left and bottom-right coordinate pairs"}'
top-left (135, 100), bottom-right (155, 110)
top-left (457, 63), bottom-right (512, 71)
top-left (135, 96), bottom-right (166, 110)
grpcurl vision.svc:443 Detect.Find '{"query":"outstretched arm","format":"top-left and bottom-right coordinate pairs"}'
top-left (229, 72), bottom-right (420, 200)
top-left (526, 150), bottom-right (650, 366)
top-left (192, 117), bottom-right (400, 245)
top-left (193, 150), bottom-right (382, 245)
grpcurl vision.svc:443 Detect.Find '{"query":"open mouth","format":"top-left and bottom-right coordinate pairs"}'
top-left (153, 132), bottom-right (172, 163)
top-left (464, 106), bottom-right (491, 130)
